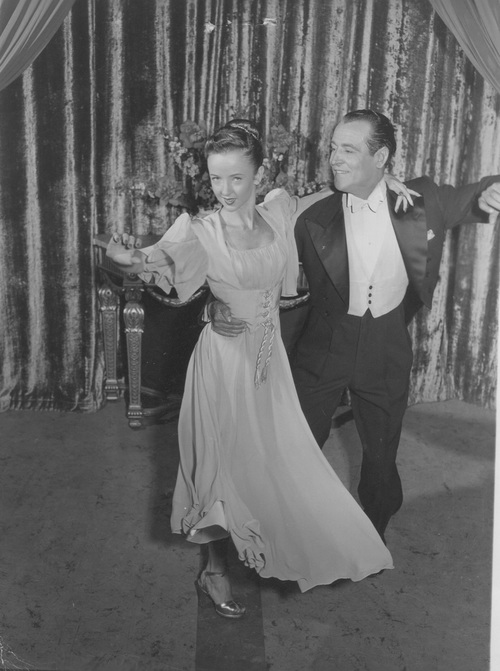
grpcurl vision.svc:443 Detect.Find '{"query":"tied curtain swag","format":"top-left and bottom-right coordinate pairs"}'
top-left (0, 0), bottom-right (498, 413)
top-left (0, 0), bottom-right (77, 92)
top-left (428, 0), bottom-right (500, 95)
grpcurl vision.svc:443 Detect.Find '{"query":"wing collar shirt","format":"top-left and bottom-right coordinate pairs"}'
top-left (343, 179), bottom-right (409, 318)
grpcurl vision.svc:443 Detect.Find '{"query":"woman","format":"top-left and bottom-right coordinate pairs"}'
top-left (107, 120), bottom-right (407, 618)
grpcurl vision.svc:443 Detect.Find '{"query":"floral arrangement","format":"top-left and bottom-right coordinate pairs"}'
top-left (115, 120), bottom-right (327, 230)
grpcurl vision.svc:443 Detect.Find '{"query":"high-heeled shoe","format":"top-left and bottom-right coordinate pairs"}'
top-left (195, 570), bottom-right (246, 619)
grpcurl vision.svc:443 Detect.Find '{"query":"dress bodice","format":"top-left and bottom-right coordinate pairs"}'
top-left (207, 238), bottom-right (287, 388)
top-left (222, 234), bottom-right (286, 290)
top-left (137, 190), bottom-right (300, 388)
top-left (138, 188), bottom-right (301, 305)
top-left (208, 235), bottom-right (286, 331)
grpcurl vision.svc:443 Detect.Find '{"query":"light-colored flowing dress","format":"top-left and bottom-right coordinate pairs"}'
top-left (140, 189), bottom-right (393, 592)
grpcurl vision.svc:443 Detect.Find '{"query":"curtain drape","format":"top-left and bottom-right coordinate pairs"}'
top-left (0, 0), bottom-right (99, 411)
top-left (0, 0), bottom-right (77, 92)
top-left (0, 0), bottom-right (498, 413)
top-left (428, 0), bottom-right (500, 95)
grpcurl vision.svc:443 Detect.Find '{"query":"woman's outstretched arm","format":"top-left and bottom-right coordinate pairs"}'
top-left (106, 233), bottom-right (146, 274)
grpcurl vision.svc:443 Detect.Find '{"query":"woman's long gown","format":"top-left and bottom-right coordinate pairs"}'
top-left (140, 189), bottom-right (393, 592)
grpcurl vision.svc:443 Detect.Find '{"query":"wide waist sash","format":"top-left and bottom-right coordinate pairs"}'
top-left (212, 283), bottom-right (281, 387)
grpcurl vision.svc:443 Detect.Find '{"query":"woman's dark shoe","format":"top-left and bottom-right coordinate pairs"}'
top-left (196, 570), bottom-right (246, 619)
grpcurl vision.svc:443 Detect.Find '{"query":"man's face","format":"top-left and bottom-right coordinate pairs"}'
top-left (329, 120), bottom-right (385, 199)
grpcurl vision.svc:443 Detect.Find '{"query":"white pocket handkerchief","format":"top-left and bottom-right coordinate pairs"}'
top-left (427, 229), bottom-right (435, 241)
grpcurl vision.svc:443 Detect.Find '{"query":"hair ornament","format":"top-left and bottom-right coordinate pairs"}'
top-left (228, 122), bottom-right (260, 140)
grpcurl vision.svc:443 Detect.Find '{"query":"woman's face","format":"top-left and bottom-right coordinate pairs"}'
top-left (207, 150), bottom-right (263, 212)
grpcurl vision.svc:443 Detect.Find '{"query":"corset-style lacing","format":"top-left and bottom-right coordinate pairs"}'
top-left (254, 288), bottom-right (277, 388)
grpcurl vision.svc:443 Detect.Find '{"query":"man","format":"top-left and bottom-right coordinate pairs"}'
top-left (212, 109), bottom-right (500, 542)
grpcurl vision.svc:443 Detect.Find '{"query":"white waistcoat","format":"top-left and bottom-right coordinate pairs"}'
top-left (344, 188), bottom-right (409, 318)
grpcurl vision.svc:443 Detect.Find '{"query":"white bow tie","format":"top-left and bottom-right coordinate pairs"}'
top-left (350, 199), bottom-right (379, 214)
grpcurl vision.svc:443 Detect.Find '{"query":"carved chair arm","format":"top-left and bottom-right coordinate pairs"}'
top-left (145, 285), bottom-right (209, 307)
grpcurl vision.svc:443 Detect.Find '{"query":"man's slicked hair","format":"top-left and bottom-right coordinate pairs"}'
top-left (343, 109), bottom-right (397, 169)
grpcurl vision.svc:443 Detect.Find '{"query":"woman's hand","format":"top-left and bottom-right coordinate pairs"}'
top-left (384, 174), bottom-right (421, 212)
top-left (106, 233), bottom-right (145, 272)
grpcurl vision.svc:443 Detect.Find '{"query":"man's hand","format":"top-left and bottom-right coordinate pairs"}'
top-left (478, 183), bottom-right (500, 223)
top-left (210, 300), bottom-right (247, 337)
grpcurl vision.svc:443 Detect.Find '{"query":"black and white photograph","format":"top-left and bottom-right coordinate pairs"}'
top-left (0, 1), bottom-right (498, 670)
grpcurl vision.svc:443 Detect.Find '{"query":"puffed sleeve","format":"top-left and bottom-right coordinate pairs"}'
top-left (138, 213), bottom-right (209, 302)
top-left (262, 189), bottom-right (301, 296)
top-left (262, 187), bottom-right (334, 295)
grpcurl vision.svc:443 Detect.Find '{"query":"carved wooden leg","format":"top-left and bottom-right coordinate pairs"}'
top-left (123, 286), bottom-right (145, 429)
top-left (98, 285), bottom-right (121, 400)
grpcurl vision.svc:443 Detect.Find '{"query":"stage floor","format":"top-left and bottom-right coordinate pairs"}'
top-left (0, 398), bottom-right (495, 671)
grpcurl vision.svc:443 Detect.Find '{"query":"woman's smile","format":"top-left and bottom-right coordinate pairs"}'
top-left (208, 150), bottom-right (261, 213)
